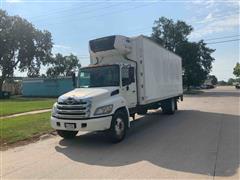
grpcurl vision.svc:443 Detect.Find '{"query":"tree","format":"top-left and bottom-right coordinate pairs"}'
top-left (208, 75), bottom-right (218, 85)
top-left (175, 41), bottom-right (214, 88)
top-left (151, 17), bottom-right (215, 88)
top-left (218, 80), bottom-right (227, 86)
top-left (233, 62), bottom-right (240, 77)
top-left (46, 53), bottom-right (80, 77)
top-left (177, 41), bottom-right (215, 88)
top-left (151, 17), bottom-right (193, 52)
top-left (0, 10), bottom-right (53, 90)
top-left (227, 78), bottom-right (235, 85)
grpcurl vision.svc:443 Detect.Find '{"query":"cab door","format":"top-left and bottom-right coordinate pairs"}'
top-left (121, 65), bottom-right (137, 108)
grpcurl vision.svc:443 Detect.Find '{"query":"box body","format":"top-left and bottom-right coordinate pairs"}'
top-left (130, 36), bottom-right (183, 105)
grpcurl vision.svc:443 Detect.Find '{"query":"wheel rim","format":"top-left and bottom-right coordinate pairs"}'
top-left (115, 118), bottom-right (125, 137)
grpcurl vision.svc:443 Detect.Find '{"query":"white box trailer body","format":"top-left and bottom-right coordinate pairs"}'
top-left (130, 36), bottom-right (183, 105)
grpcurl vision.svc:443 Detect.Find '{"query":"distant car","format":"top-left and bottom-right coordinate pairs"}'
top-left (200, 85), bottom-right (207, 89)
top-left (201, 84), bottom-right (214, 89)
top-left (206, 84), bottom-right (215, 89)
top-left (194, 86), bottom-right (201, 90)
top-left (235, 84), bottom-right (240, 89)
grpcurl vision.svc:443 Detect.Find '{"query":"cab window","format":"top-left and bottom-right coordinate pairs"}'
top-left (121, 66), bottom-right (135, 86)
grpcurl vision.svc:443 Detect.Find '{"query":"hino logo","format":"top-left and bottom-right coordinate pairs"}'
top-left (65, 97), bottom-right (76, 105)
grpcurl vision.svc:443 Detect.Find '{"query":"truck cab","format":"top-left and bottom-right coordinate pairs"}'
top-left (51, 35), bottom-right (138, 142)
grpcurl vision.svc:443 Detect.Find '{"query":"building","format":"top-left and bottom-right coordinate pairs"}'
top-left (22, 77), bottom-right (74, 97)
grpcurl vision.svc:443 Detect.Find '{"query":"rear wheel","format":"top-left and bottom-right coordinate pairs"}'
top-left (162, 98), bottom-right (175, 115)
top-left (175, 99), bottom-right (178, 110)
top-left (108, 110), bottom-right (127, 143)
top-left (57, 130), bottom-right (78, 139)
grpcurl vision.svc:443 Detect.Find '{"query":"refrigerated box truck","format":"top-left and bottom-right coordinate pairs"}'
top-left (51, 35), bottom-right (183, 142)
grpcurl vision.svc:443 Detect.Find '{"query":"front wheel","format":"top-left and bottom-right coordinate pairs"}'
top-left (57, 130), bottom-right (78, 139)
top-left (108, 110), bottom-right (127, 143)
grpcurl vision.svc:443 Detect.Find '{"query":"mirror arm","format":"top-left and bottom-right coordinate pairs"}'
top-left (72, 72), bottom-right (76, 88)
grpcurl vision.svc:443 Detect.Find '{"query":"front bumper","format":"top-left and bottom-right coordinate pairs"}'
top-left (50, 116), bottom-right (112, 131)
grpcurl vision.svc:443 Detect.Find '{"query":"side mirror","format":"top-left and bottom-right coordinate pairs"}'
top-left (72, 72), bottom-right (76, 88)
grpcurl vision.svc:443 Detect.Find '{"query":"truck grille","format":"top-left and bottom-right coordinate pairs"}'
top-left (54, 100), bottom-right (91, 120)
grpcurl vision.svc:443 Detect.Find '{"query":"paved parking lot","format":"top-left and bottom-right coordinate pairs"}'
top-left (1, 86), bottom-right (239, 179)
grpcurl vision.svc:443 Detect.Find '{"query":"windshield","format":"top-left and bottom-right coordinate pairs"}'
top-left (79, 65), bottom-right (120, 88)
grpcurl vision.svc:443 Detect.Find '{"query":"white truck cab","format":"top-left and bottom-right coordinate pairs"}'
top-left (51, 35), bottom-right (183, 142)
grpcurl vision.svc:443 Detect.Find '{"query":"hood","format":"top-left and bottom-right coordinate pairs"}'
top-left (58, 87), bottom-right (118, 102)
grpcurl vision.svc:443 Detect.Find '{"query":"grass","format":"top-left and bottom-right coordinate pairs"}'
top-left (0, 112), bottom-right (53, 145)
top-left (0, 97), bottom-right (56, 116)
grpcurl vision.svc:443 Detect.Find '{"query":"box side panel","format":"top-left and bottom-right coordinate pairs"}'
top-left (133, 36), bottom-right (146, 104)
top-left (141, 37), bottom-right (183, 104)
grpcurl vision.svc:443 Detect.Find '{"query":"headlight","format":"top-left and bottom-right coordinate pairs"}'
top-left (94, 104), bottom-right (113, 116)
top-left (51, 102), bottom-right (57, 116)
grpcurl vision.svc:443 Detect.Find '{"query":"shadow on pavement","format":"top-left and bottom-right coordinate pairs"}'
top-left (55, 110), bottom-right (239, 177)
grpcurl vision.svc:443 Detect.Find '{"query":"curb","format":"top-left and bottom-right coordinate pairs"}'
top-left (1, 109), bottom-right (52, 119)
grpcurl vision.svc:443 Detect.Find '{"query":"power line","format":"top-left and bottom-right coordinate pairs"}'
top-left (192, 11), bottom-right (239, 27)
top-left (31, 1), bottom-right (153, 23)
top-left (54, 37), bottom-right (239, 58)
top-left (26, 2), bottom-right (239, 43)
top-left (115, 13), bottom-right (239, 39)
top-left (29, 3), bottom-right (98, 21)
top-left (32, 3), bottom-right (121, 22)
top-left (206, 38), bottom-right (240, 44)
top-left (12, 0), bottom-right (161, 2)
top-left (33, 7), bottom-right (239, 27)
top-left (205, 35), bottom-right (240, 41)
top-left (44, 3), bottom-right (155, 26)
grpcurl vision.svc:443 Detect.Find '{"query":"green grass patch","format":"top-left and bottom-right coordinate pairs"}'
top-left (0, 97), bottom-right (56, 116)
top-left (0, 112), bottom-right (53, 145)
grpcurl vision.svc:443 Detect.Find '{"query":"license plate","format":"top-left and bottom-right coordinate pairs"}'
top-left (64, 123), bottom-right (76, 130)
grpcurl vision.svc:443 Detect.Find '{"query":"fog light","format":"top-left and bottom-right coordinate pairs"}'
top-left (81, 123), bottom-right (87, 128)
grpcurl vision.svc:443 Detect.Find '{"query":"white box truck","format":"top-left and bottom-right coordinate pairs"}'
top-left (51, 35), bottom-right (183, 142)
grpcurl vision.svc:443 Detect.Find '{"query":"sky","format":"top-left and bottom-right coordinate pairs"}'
top-left (1, 0), bottom-right (239, 81)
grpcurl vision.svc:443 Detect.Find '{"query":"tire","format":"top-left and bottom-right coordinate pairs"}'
top-left (57, 130), bottom-right (78, 139)
top-left (174, 99), bottom-right (178, 110)
top-left (108, 110), bottom-right (128, 143)
top-left (162, 98), bottom-right (175, 115)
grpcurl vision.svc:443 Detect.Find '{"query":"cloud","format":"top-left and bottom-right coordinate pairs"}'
top-left (53, 44), bottom-right (72, 50)
top-left (195, 13), bottom-right (215, 24)
top-left (191, 0), bottom-right (216, 8)
top-left (205, 13), bottom-right (213, 20)
top-left (53, 44), bottom-right (75, 55)
top-left (190, 14), bottom-right (239, 39)
top-left (53, 44), bottom-right (89, 59)
top-left (187, 0), bottom-right (239, 39)
top-left (225, 0), bottom-right (240, 7)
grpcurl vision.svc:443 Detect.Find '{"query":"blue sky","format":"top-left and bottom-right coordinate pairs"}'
top-left (1, 0), bottom-right (239, 80)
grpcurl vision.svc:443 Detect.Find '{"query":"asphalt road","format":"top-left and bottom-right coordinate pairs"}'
top-left (1, 86), bottom-right (239, 179)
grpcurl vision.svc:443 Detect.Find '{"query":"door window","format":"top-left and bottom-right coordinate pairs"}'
top-left (121, 66), bottom-right (135, 86)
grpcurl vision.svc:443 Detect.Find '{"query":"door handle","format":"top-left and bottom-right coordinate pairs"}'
top-left (132, 90), bottom-right (136, 93)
